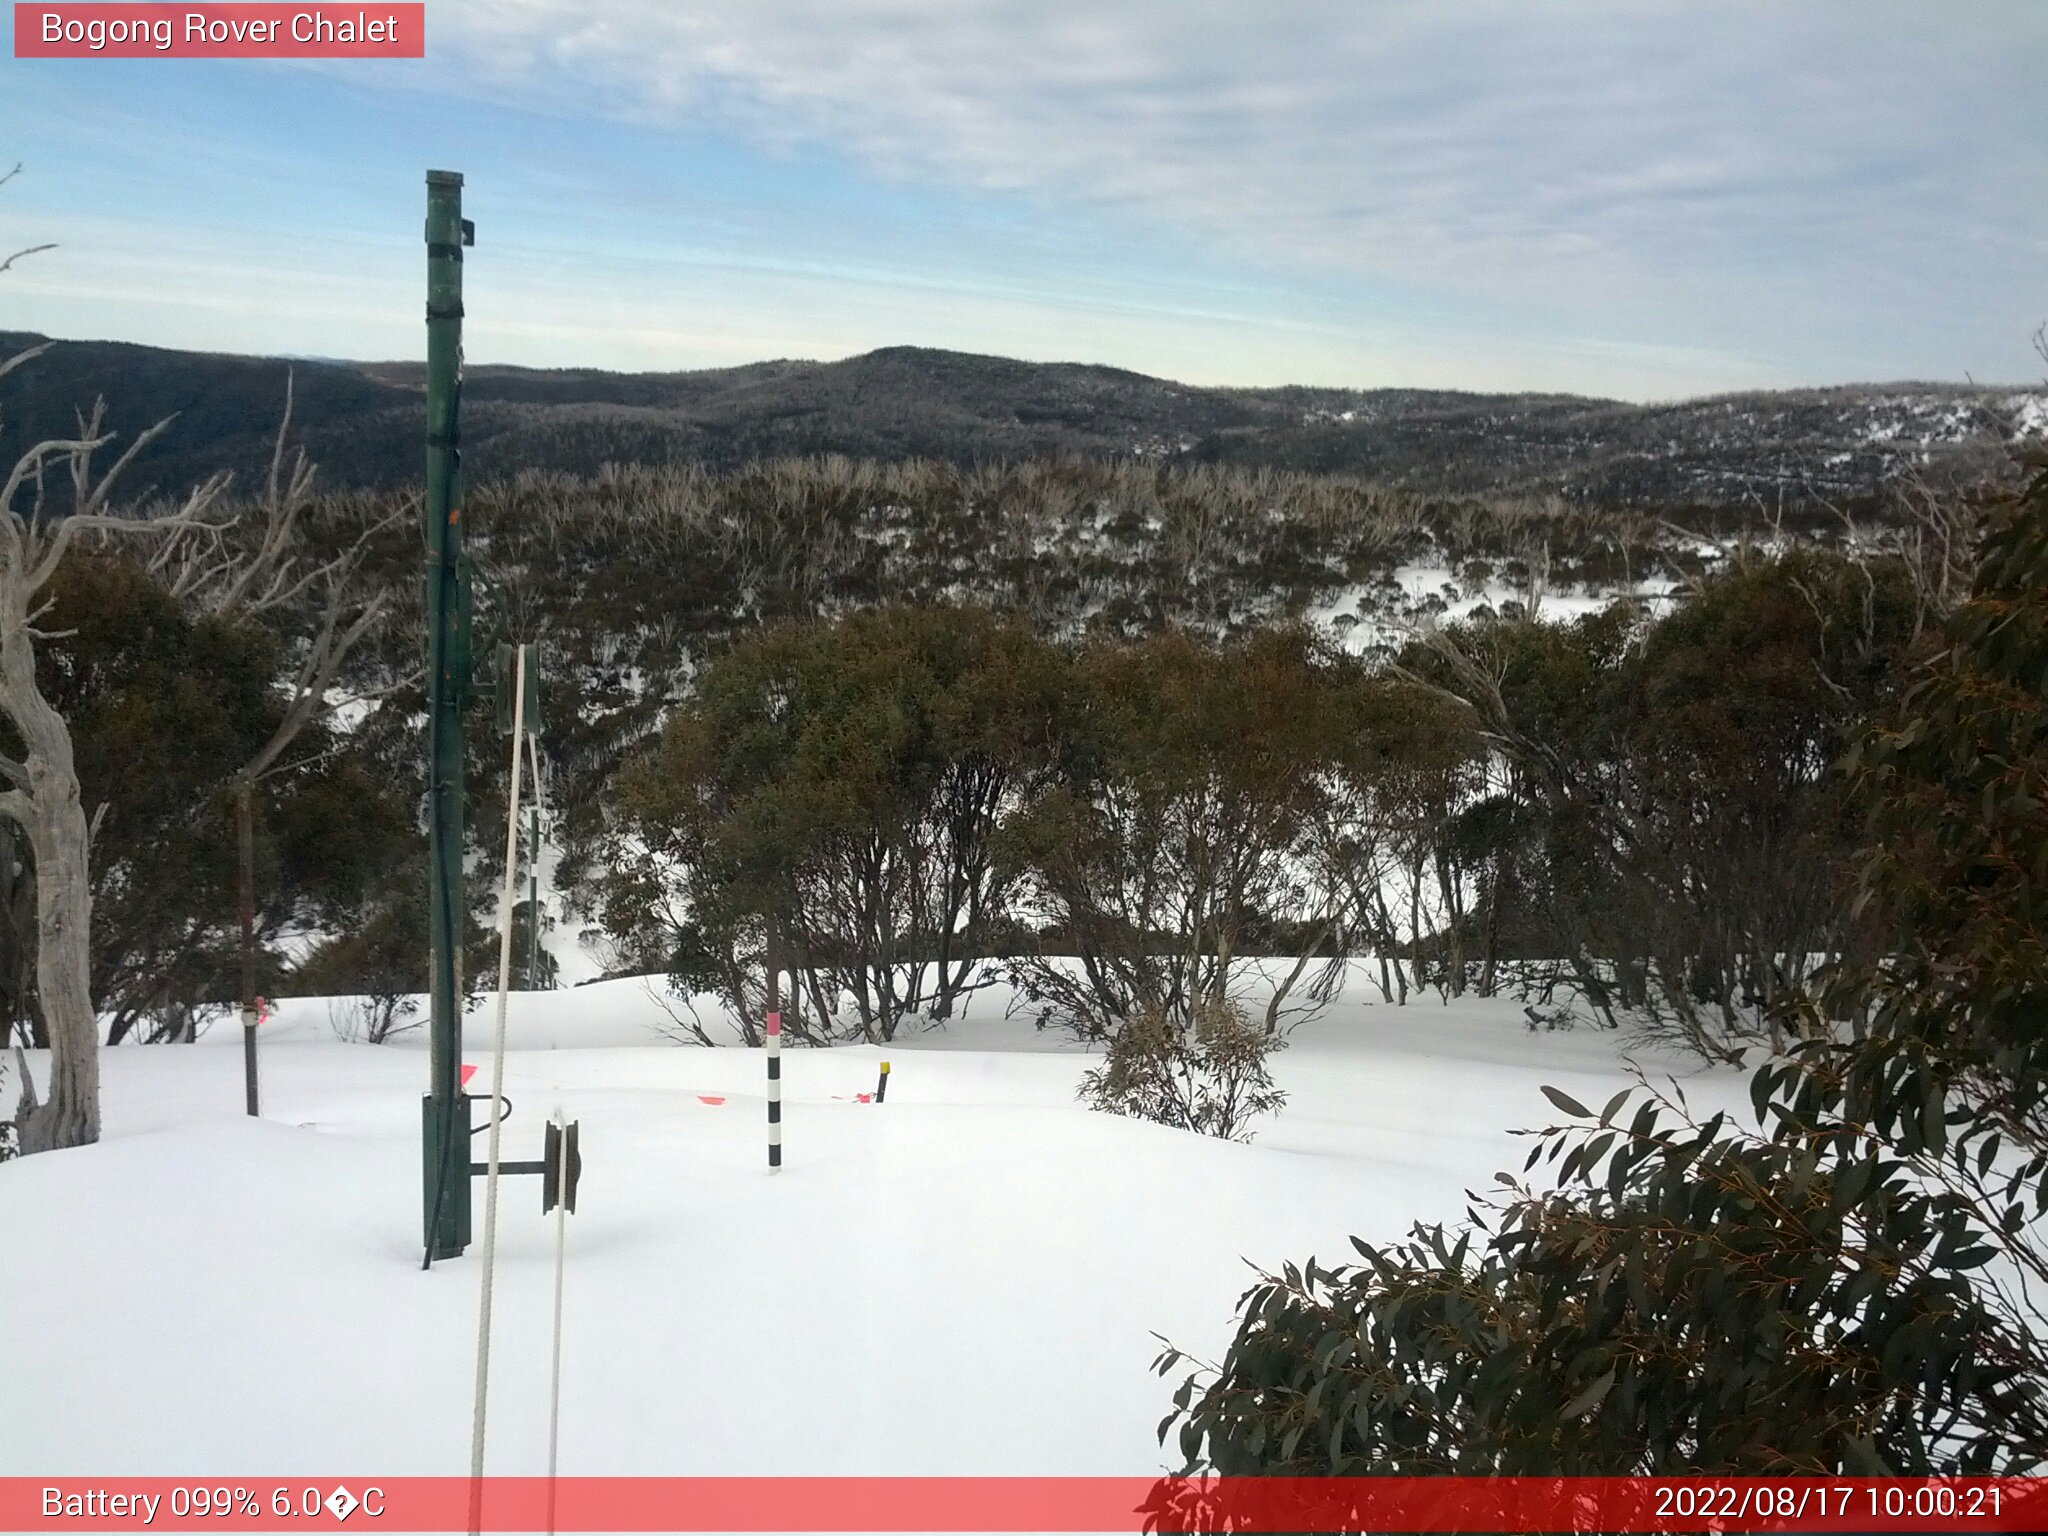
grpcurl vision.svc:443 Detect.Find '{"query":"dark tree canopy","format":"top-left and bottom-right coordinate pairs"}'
top-left (1157, 465), bottom-right (2048, 1478)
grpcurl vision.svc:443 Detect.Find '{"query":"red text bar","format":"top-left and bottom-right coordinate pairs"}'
top-left (4, 1477), bottom-right (2048, 1532)
top-left (14, 4), bottom-right (425, 58)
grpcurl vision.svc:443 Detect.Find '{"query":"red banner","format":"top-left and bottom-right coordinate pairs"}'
top-left (5, 1476), bottom-right (2048, 1532)
top-left (13, 4), bottom-right (424, 58)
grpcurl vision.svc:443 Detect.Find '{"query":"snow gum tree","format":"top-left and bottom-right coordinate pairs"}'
top-left (1078, 996), bottom-right (1286, 1141)
top-left (1003, 624), bottom-right (1361, 1040)
top-left (607, 604), bottom-right (1067, 1042)
top-left (1396, 549), bottom-right (1919, 1052)
top-left (0, 179), bottom-right (131, 1151)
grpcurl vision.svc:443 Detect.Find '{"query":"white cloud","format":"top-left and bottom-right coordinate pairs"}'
top-left (424, 0), bottom-right (2048, 384)
top-left (12, 2), bottom-right (2042, 395)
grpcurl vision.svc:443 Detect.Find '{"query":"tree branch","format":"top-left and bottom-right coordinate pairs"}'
top-left (0, 243), bottom-right (55, 278)
top-left (0, 341), bottom-right (51, 384)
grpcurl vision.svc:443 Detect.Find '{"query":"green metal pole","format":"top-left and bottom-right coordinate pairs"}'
top-left (423, 169), bottom-right (474, 1261)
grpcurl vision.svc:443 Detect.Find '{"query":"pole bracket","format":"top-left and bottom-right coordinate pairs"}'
top-left (466, 1119), bottom-right (580, 1214)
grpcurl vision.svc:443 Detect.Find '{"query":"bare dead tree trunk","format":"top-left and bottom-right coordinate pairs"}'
top-left (1, 585), bottom-right (102, 1153)
top-left (0, 185), bottom-right (133, 1150)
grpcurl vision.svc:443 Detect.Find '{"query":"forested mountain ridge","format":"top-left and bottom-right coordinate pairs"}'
top-left (1, 330), bottom-right (2037, 510)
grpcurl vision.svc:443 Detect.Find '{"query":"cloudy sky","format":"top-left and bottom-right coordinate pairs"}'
top-left (5, 1), bottom-right (2046, 399)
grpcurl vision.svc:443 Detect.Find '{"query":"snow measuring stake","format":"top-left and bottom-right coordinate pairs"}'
top-left (766, 1008), bottom-right (783, 1171)
top-left (766, 927), bottom-right (783, 1170)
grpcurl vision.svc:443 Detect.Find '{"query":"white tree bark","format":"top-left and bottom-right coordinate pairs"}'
top-left (0, 370), bottom-right (229, 1150)
top-left (0, 597), bottom-right (99, 1152)
top-left (1, 177), bottom-right (112, 1149)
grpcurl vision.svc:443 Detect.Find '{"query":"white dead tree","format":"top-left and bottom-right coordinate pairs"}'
top-left (0, 166), bottom-right (190, 1150)
top-left (1, 363), bottom-right (234, 1151)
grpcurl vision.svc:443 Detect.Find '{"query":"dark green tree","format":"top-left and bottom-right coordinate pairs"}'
top-left (605, 605), bottom-right (1065, 1042)
top-left (1158, 469), bottom-right (2048, 1477)
top-left (0, 552), bottom-right (410, 1048)
top-left (1004, 625), bottom-right (1362, 1041)
top-left (1402, 551), bottom-right (1916, 1052)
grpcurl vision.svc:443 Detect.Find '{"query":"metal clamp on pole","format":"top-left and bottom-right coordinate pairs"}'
top-left (462, 1114), bottom-right (577, 1214)
top-left (543, 1118), bottom-right (582, 1214)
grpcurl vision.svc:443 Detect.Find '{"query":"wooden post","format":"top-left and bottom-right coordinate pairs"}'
top-left (238, 779), bottom-right (258, 1116)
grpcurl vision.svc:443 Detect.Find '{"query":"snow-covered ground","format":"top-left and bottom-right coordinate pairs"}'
top-left (0, 970), bottom-right (1736, 1478)
top-left (1297, 560), bottom-right (1683, 656)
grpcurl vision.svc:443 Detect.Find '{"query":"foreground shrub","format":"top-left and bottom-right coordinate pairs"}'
top-left (1080, 998), bottom-right (1286, 1142)
top-left (1157, 1067), bottom-right (2030, 1473)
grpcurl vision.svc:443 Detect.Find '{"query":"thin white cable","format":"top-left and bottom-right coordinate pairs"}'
top-left (468, 645), bottom-right (528, 1534)
top-left (530, 732), bottom-right (548, 977)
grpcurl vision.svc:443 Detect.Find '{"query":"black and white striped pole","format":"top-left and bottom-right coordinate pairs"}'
top-left (766, 929), bottom-right (782, 1172)
top-left (766, 1016), bottom-right (782, 1170)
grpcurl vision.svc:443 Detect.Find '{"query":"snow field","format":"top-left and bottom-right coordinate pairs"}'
top-left (0, 969), bottom-right (1731, 1478)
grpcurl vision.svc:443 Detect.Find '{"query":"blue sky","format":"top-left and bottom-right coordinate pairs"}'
top-left (4, 0), bottom-right (2045, 400)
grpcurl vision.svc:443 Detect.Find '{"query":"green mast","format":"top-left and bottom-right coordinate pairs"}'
top-left (423, 169), bottom-right (475, 1261)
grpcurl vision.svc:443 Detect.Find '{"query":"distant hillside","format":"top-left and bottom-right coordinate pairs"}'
top-left (1, 332), bottom-right (2039, 509)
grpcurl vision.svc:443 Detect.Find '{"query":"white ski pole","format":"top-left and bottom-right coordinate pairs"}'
top-left (546, 1106), bottom-right (569, 1536)
top-left (468, 643), bottom-right (528, 1535)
